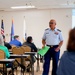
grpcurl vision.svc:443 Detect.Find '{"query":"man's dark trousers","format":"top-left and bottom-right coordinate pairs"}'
top-left (42, 45), bottom-right (60, 75)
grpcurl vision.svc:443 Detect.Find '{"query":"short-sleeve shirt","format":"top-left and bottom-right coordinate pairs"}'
top-left (42, 28), bottom-right (63, 45)
top-left (0, 45), bottom-right (10, 59)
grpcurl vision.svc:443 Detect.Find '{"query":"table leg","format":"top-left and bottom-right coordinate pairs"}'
top-left (12, 62), bottom-right (14, 75)
top-left (36, 53), bottom-right (40, 72)
top-left (21, 56), bottom-right (24, 75)
top-left (31, 55), bottom-right (34, 75)
top-left (3, 64), bottom-right (7, 75)
top-left (3, 64), bottom-right (4, 75)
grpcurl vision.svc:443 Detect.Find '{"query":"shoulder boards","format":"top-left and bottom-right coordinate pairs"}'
top-left (45, 28), bottom-right (49, 31)
top-left (57, 29), bottom-right (61, 32)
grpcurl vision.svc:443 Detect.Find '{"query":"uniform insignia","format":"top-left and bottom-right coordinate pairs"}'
top-left (45, 28), bottom-right (49, 31)
top-left (54, 32), bottom-right (58, 35)
top-left (57, 29), bottom-right (61, 32)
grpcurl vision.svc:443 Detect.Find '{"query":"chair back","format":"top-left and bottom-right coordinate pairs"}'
top-left (11, 45), bottom-right (16, 48)
top-left (22, 45), bottom-right (31, 61)
top-left (12, 46), bottom-right (24, 65)
top-left (0, 50), bottom-right (5, 67)
top-left (9, 45), bottom-right (16, 52)
top-left (22, 45), bottom-right (31, 52)
top-left (12, 46), bottom-right (24, 54)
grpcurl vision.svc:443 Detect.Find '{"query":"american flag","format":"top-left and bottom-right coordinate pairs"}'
top-left (1, 19), bottom-right (4, 35)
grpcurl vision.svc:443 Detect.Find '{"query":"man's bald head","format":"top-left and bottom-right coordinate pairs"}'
top-left (49, 19), bottom-right (56, 30)
top-left (49, 19), bottom-right (56, 25)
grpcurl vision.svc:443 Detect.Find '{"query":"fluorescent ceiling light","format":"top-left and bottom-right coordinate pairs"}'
top-left (11, 6), bottom-right (35, 9)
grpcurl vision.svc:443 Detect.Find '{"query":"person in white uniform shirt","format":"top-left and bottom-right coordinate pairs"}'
top-left (42, 19), bottom-right (63, 75)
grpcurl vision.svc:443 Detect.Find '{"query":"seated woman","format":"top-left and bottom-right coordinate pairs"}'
top-left (57, 27), bottom-right (75, 75)
top-left (0, 35), bottom-right (10, 59)
top-left (0, 35), bottom-right (12, 68)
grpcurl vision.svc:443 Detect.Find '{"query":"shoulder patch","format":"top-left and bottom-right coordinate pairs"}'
top-left (57, 29), bottom-right (61, 32)
top-left (45, 28), bottom-right (49, 31)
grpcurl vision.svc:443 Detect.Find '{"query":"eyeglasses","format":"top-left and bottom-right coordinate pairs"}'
top-left (49, 22), bottom-right (54, 24)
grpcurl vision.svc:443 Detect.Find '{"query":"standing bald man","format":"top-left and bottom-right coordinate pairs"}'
top-left (42, 19), bottom-right (63, 75)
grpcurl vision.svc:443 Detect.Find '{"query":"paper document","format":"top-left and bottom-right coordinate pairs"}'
top-left (38, 46), bottom-right (50, 56)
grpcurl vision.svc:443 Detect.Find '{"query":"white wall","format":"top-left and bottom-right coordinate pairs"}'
top-left (50, 9), bottom-right (72, 56)
top-left (0, 9), bottom-right (72, 56)
top-left (72, 9), bottom-right (75, 28)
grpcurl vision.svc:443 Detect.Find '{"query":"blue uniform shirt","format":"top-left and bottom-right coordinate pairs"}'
top-left (42, 28), bottom-right (63, 45)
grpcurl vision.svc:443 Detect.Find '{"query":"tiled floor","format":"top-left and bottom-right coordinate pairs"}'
top-left (14, 60), bottom-right (52, 75)
top-left (14, 61), bottom-right (43, 75)
top-left (0, 60), bottom-right (52, 75)
top-left (34, 60), bottom-right (52, 75)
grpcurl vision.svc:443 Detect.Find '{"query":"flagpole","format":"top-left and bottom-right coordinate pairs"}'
top-left (23, 16), bottom-right (27, 42)
top-left (10, 18), bottom-right (14, 41)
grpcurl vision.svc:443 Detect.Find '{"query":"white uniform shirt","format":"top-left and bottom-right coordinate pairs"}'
top-left (42, 28), bottom-right (63, 45)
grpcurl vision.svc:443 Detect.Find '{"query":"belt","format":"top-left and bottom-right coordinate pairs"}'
top-left (47, 45), bottom-right (58, 48)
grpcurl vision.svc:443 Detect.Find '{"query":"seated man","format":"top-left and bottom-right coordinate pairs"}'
top-left (23, 36), bottom-right (37, 52)
top-left (23, 36), bottom-right (37, 68)
top-left (2, 35), bottom-right (12, 50)
top-left (9, 35), bottom-right (22, 47)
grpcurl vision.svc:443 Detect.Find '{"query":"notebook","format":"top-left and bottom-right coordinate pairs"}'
top-left (38, 46), bottom-right (50, 56)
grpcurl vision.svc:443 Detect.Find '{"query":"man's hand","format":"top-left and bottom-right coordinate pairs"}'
top-left (55, 47), bottom-right (60, 52)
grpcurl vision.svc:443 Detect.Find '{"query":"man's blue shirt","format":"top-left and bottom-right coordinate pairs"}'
top-left (9, 39), bottom-right (22, 47)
